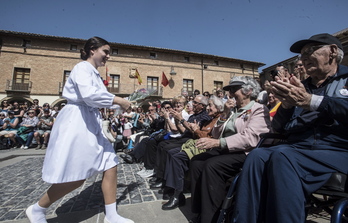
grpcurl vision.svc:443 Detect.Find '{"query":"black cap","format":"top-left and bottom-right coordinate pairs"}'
top-left (222, 81), bottom-right (245, 91)
top-left (290, 33), bottom-right (343, 53)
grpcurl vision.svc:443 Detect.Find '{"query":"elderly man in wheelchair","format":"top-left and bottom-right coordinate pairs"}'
top-left (232, 33), bottom-right (348, 223)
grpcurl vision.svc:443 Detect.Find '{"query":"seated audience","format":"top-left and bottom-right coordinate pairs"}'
top-left (267, 91), bottom-right (281, 119)
top-left (161, 95), bottom-right (224, 210)
top-left (148, 95), bottom-right (211, 189)
top-left (293, 56), bottom-right (308, 81)
top-left (15, 109), bottom-right (39, 150)
top-left (12, 101), bottom-right (25, 123)
top-left (232, 33), bottom-right (348, 223)
top-left (0, 111), bottom-right (20, 147)
top-left (34, 109), bottom-right (54, 149)
top-left (190, 76), bottom-right (271, 223)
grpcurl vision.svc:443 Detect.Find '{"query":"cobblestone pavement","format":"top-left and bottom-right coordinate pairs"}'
top-left (0, 149), bottom-right (164, 222)
top-left (0, 148), bottom-right (331, 222)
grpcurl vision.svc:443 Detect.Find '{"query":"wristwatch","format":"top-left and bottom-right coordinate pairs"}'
top-left (180, 119), bottom-right (185, 124)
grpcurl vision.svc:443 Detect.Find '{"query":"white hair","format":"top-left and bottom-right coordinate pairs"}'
top-left (231, 76), bottom-right (261, 100)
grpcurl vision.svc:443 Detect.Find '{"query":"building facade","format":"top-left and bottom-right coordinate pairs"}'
top-left (0, 30), bottom-right (264, 107)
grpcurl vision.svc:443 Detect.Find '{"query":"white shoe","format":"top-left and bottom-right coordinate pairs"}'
top-left (136, 168), bottom-right (147, 175)
top-left (139, 169), bottom-right (155, 178)
top-left (26, 205), bottom-right (47, 223)
top-left (104, 216), bottom-right (135, 223)
top-left (20, 145), bottom-right (25, 149)
top-left (23, 146), bottom-right (29, 150)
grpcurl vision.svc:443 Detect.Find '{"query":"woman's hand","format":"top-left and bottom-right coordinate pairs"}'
top-left (170, 110), bottom-right (183, 121)
top-left (188, 120), bottom-right (200, 132)
top-left (113, 97), bottom-right (131, 110)
top-left (195, 138), bottom-right (220, 150)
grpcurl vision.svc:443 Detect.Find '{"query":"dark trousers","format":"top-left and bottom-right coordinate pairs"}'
top-left (142, 137), bottom-right (160, 169)
top-left (155, 137), bottom-right (189, 179)
top-left (164, 147), bottom-right (190, 191)
top-left (190, 149), bottom-right (246, 223)
top-left (132, 136), bottom-right (149, 161)
top-left (232, 144), bottom-right (348, 223)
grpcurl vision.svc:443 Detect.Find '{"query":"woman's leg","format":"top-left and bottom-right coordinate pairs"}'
top-left (39, 180), bottom-right (85, 207)
top-left (27, 180), bottom-right (85, 223)
top-left (102, 166), bottom-right (134, 223)
top-left (102, 166), bottom-right (117, 204)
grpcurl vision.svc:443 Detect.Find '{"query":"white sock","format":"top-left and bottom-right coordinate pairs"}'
top-left (105, 202), bottom-right (132, 223)
top-left (28, 202), bottom-right (47, 223)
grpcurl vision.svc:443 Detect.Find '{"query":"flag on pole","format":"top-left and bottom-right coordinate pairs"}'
top-left (161, 72), bottom-right (169, 87)
top-left (135, 69), bottom-right (142, 84)
top-left (106, 66), bottom-right (111, 83)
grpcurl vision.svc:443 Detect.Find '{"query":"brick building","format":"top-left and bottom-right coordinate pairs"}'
top-left (0, 30), bottom-right (264, 107)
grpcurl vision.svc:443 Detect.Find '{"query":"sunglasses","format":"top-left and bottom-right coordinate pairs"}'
top-left (301, 45), bottom-right (326, 58)
top-left (164, 106), bottom-right (171, 109)
top-left (28, 112), bottom-right (35, 114)
top-left (295, 64), bottom-right (303, 68)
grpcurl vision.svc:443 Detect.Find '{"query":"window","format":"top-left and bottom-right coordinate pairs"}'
top-left (70, 45), bottom-right (77, 51)
top-left (183, 79), bottom-right (193, 96)
top-left (13, 68), bottom-right (30, 90)
top-left (214, 81), bottom-right (223, 91)
top-left (22, 39), bottom-right (31, 47)
top-left (112, 49), bottom-right (118, 55)
top-left (108, 75), bottom-right (120, 93)
top-left (150, 52), bottom-right (157, 59)
top-left (184, 56), bottom-right (190, 62)
top-left (214, 60), bottom-right (219, 66)
top-left (147, 77), bottom-right (159, 95)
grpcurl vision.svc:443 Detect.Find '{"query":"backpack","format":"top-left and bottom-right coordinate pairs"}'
top-left (0, 136), bottom-right (9, 150)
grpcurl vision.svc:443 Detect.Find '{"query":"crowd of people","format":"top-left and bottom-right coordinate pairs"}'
top-left (0, 99), bottom-right (59, 149)
top-left (1, 33), bottom-right (346, 223)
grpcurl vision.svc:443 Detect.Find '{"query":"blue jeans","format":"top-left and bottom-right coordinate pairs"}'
top-left (15, 132), bottom-right (34, 146)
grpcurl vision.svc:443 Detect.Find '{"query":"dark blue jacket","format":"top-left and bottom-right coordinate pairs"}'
top-left (272, 65), bottom-right (348, 149)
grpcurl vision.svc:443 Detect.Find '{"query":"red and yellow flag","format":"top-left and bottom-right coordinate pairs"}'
top-left (135, 69), bottom-right (142, 85)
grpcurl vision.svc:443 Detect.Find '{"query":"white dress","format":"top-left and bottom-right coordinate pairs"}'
top-left (42, 61), bottom-right (118, 184)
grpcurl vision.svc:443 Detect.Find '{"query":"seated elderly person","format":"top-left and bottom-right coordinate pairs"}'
top-left (161, 95), bottom-right (224, 210)
top-left (189, 76), bottom-right (271, 223)
top-left (232, 33), bottom-right (348, 223)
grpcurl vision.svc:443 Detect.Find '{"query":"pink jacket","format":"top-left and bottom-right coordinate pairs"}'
top-left (213, 102), bottom-right (271, 153)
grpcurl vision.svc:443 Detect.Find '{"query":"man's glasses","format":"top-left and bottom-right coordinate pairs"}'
top-left (301, 45), bottom-right (326, 58)
top-left (192, 101), bottom-right (203, 105)
top-left (28, 112), bottom-right (35, 114)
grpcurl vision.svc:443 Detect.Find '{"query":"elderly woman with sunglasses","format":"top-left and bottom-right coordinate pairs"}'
top-left (189, 76), bottom-right (272, 223)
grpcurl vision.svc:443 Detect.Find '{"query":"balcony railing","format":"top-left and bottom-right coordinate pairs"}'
top-left (6, 80), bottom-right (32, 92)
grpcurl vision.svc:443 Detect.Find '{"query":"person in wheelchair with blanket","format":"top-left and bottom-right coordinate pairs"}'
top-left (232, 33), bottom-right (348, 223)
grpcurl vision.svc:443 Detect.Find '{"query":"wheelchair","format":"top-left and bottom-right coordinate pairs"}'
top-left (217, 133), bottom-right (348, 223)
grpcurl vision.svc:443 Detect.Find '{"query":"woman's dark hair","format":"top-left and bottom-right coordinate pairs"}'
top-left (161, 101), bottom-right (173, 108)
top-left (80, 36), bottom-right (110, 60)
